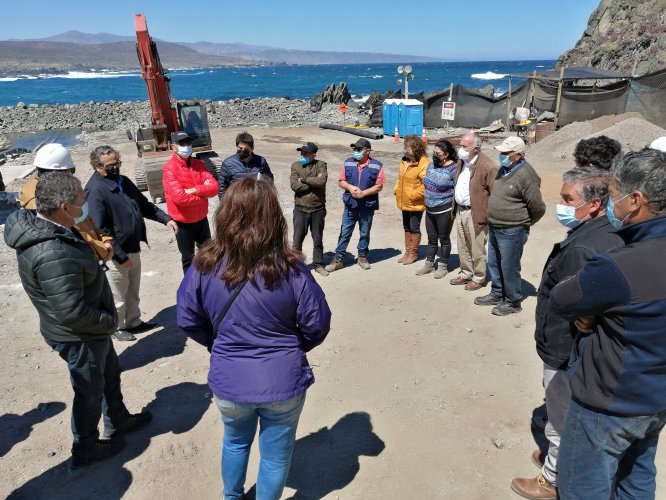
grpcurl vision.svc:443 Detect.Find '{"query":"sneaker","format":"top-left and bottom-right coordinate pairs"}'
top-left (324, 258), bottom-right (344, 273)
top-left (492, 302), bottom-right (522, 316)
top-left (71, 437), bottom-right (125, 470)
top-left (357, 256), bottom-right (371, 270)
top-left (125, 321), bottom-right (158, 334)
top-left (474, 293), bottom-right (503, 306)
top-left (113, 330), bottom-right (136, 341)
top-left (103, 411), bottom-right (153, 439)
top-left (314, 266), bottom-right (329, 277)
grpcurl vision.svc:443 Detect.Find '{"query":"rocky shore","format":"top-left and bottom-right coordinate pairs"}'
top-left (0, 97), bottom-right (365, 135)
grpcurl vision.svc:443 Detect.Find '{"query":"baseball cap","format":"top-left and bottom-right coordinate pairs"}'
top-left (172, 131), bottom-right (192, 144)
top-left (495, 136), bottom-right (526, 154)
top-left (297, 142), bottom-right (318, 154)
top-left (350, 138), bottom-right (372, 150)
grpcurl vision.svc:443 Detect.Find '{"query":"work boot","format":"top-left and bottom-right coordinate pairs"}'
top-left (415, 259), bottom-right (434, 275)
top-left (397, 231), bottom-right (409, 263)
top-left (474, 293), bottom-right (503, 306)
top-left (402, 233), bottom-right (421, 265)
top-left (71, 437), bottom-right (125, 470)
top-left (113, 330), bottom-right (136, 341)
top-left (357, 256), bottom-right (371, 270)
top-left (325, 258), bottom-right (344, 273)
top-left (433, 260), bottom-right (449, 279)
top-left (314, 266), bottom-right (329, 277)
top-left (492, 302), bottom-right (522, 316)
top-left (103, 411), bottom-right (153, 439)
top-left (531, 449), bottom-right (546, 469)
top-left (510, 474), bottom-right (557, 500)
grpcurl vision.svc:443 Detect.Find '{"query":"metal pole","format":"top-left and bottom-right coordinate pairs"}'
top-left (405, 78), bottom-right (409, 100)
top-left (507, 75), bottom-right (512, 130)
top-left (554, 66), bottom-right (565, 129)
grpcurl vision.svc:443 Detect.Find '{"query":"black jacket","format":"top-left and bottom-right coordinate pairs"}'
top-left (4, 210), bottom-right (117, 342)
top-left (218, 153), bottom-right (273, 198)
top-left (534, 215), bottom-right (623, 369)
top-left (85, 172), bottom-right (171, 264)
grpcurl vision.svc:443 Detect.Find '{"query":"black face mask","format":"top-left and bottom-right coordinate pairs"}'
top-left (105, 166), bottom-right (121, 180)
top-left (402, 155), bottom-right (410, 162)
top-left (432, 153), bottom-right (443, 164)
top-left (237, 149), bottom-right (251, 160)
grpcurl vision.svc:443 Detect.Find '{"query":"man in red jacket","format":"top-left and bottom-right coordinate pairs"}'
top-left (163, 131), bottom-right (219, 273)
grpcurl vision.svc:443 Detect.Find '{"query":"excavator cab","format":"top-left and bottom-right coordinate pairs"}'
top-left (177, 102), bottom-right (212, 151)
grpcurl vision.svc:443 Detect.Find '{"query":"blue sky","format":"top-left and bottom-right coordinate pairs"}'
top-left (3, 0), bottom-right (600, 60)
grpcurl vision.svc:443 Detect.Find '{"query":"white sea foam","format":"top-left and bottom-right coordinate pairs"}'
top-left (52, 71), bottom-right (139, 79)
top-left (0, 77), bottom-right (19, 82)
top-left (352, 95), bottom-right (370, 104)
top-left (471, 71), bottom-right (507, 80)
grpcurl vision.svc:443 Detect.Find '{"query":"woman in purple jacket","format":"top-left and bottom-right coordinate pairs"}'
top-left (177, 177), bottom-right (331, 500)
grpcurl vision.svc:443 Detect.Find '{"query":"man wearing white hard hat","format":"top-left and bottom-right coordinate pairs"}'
top-left (474, 136), bottom-right (545, 316)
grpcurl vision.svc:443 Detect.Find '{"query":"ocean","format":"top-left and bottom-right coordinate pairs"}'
top-left (0, 60), bottom-right (555, 106)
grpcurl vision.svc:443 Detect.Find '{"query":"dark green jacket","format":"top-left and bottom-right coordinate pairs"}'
top-left (4, 210), bottom-right (117, 342)
top-left (290, 159), bottom-right (327, 213)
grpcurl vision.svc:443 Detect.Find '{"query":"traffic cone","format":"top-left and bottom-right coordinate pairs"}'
top-left (421, 129), bottom-right (427, 145)
top-left (394, 127), bottom-right (400, 143)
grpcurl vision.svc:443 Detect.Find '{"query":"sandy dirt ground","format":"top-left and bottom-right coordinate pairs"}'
top-left (1, 126), bottom-right (664, 499)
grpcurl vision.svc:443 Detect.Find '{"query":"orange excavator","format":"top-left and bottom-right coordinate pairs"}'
top-left (131, 13), bottom-right (219, 201)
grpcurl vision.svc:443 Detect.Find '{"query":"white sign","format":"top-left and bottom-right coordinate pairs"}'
top-left (441, 101), bottom-right (456, 121)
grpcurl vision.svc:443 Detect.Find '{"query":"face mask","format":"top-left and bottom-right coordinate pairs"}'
top-left (607, 194), bottom-right (632, 230)
top-left (499, 154), bottom-right (513, 168)
top-left (299, 156), bottom-right (310, 166)
top-left (432, 153), bottom-right (443, 164)
top-left (458, 147), bottom-right (470, 160)
top-left (177, 145), bottom-right (193, 158)
top-left (237, 149), bottom-right (250, 160)
top-left (71, 201), bottom-right (89, 224)
top-left (104, 166), bottom-right (120, 180)
top-left (556, 202), bottom-right (587, 229)
top-left (353, 150), bottom-right (364, 161)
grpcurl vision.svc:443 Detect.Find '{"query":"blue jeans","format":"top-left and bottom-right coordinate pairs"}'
top-left (334, 207), bottom-right (375, 259)
top-left (215, 393), bottom-right (306, 500)
top-left (487, 225), bottom-right (528, 305)
top-left (558, 399), bottom-right (666, 500)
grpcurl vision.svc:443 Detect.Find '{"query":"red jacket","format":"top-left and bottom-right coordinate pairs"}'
top-left (162, 153), bottom-right (219, 223)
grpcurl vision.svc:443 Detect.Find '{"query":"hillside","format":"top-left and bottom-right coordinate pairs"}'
top-left (557, 0), bottom-right (666, 75)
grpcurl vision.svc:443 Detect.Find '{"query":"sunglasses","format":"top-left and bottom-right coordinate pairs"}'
top-left (103, 161), bottom-right (122, 169)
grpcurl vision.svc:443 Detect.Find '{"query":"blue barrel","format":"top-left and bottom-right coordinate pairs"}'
top-left (382, 99), bottom-right (423, 137)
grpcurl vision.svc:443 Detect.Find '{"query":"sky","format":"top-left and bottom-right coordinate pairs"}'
top-left (2, 0), bottom-right (601, 61)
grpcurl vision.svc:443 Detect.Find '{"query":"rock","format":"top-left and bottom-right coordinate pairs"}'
top-left (310, 82), bottom-right (353, 111)
top-left (16, 102), bottom-right (25, 109)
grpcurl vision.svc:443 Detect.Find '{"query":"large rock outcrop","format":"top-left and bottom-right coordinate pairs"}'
top-left (557, 0), bottom-right (666, 76)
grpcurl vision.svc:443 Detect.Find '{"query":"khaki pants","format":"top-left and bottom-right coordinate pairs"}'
top-left (106, 252), bottom-right (142, 330)
top-left (455, 208), bottom-right (488, 284)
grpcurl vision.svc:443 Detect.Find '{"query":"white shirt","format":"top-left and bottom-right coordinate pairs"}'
top-left (454, 155), bottom-right (477, 206)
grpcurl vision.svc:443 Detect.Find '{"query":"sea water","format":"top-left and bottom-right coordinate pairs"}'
top-left (0, 60), bottom-right (554, 106)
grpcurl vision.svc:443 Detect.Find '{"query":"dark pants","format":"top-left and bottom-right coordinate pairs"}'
top-left (401, 210), bottom-right (424, 235)
top-left (424, 209), bottom-right (454, 262)
top-left (176, 217), bottom-right (212, 274)
top-left (293, 207), bottom-right (326, 267)
top-left (487, 224), bottom-right (529, 305)
top-left (46, 336), bottom-right (129, 451)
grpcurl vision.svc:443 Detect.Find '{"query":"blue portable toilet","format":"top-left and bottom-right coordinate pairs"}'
top-left (382, 99), bottom-right (424, 137)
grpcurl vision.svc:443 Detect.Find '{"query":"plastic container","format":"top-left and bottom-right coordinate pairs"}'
top-left (383, 99), bottom-right (424, 137)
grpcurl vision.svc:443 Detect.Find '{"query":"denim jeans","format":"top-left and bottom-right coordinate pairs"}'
top-left (334, 207), bottom-right (375, 259)
top-left (175, 217), bottom-right (211, 274)
top-left (215, 393), bottom-right (306, 500)
top-left (46, 336), bottom-right (130, 451)
top-left (487, 225), bottom-right (528, 305)
top-left (558, 399), bottom-right (666, 500)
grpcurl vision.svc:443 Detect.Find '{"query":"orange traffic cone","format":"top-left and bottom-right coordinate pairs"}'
top-left (421, 129), bottom-right (427, 145)
top-left (394, 127), bottom-right (400, 143)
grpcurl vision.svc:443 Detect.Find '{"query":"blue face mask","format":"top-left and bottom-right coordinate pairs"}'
top-left (556, 202), bottom-right (587, 229)
top-left (606, 194), bottom-right (631, 230)
top-left (353, 150), bottom-right (364, 161)
top-left (499, 154), bottom-right (513, 168)
top-left (299, 155), bottom-right (309, 166)
top-left (177, 145), bottom-right (193, 158)
top-left (72, 201), bottom-right (89, 224)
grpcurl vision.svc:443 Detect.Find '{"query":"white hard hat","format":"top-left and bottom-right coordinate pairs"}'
top-left (34, 143), bottom-right (75, 170)
top-left (649, 136), bottom-right (666, 153)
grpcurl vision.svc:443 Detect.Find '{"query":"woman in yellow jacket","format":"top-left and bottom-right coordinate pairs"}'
top-left (394, 135), bottom-right (429, 265)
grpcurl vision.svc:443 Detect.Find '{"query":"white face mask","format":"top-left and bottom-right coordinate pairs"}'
top-left (458, 147), bottom-right (470, 160)
top-left (177, 145), bottom-right (193, 158)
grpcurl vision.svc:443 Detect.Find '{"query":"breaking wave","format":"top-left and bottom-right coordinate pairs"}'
top-left (471, 71), bottom-right (507, 80)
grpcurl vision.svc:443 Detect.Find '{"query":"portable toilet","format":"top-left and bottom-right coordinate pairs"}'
top-left (382, 99), bottom-right (424, 137)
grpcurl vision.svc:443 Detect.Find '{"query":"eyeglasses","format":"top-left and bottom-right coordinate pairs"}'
top-left (103, 161), bottom-right (122, 169)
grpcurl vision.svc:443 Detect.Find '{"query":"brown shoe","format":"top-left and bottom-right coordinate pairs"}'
top-left (397, 231), bottom-right (409, 263)
top-left (510, 474), bottom-right (557, 500)
top-left (401, 233), bottom-right (421, 265)
top-left (464, 281), bottom-right (484, 291)
top-left (449, 276), bottom-right (472, 285)
top-left (531, 449), bottom-right (546, 469)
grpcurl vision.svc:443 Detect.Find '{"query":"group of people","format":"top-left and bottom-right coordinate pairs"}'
top-left (5, 127), bottom-right (666, 500)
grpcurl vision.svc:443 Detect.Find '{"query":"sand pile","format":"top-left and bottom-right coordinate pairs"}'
top-left (526, 112), bottom-right (666, 170)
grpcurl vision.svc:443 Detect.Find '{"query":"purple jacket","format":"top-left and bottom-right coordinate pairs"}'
top-left (177, 260), bottom-right (331, 403)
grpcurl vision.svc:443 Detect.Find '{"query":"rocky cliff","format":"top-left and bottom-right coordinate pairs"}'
top-left (557, 0), bottom-right (666, 76)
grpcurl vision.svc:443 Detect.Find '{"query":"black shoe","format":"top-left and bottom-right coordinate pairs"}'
top-left (125, 321), bottom-right (158, 334)
top-left (492, 302), bottom-right (522, 316)
top-left (71, 437), bottom-right (125, 470)
top-left (103, 411), bottom-right (153, 439)
top-left (474, 293), bottom-right (503, 306)
top-left (112, 330), bottom-right (136, 341)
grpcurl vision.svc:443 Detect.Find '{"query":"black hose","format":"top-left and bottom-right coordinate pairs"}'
top-left (319, 124), bottom-right (383, 140)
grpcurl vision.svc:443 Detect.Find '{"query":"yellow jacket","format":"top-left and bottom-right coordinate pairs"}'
top-left (19, 175), bottom-right (113, 261)
top-left (394, 156), bottom-right (428, 211)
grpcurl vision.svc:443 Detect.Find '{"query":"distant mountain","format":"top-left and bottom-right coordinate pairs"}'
top-left (25, 30), bottom-right (136, 45)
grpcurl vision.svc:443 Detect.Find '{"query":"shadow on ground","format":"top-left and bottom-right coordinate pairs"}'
top-left (7, 382), bottom-right (211, 500)
top-left (0, 401), bottom-right (67, 457)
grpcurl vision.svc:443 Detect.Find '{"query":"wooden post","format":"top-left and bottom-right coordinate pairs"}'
top-left (507, 75), bottom-right (512, 130)
top-left (554, 66), bottom-right (565, 129)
